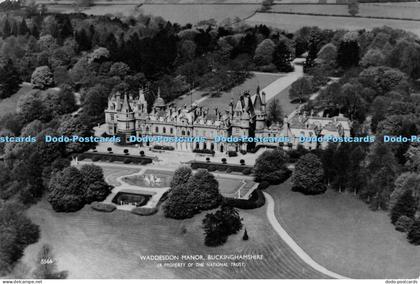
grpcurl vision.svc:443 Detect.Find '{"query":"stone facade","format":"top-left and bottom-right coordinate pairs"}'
top-left (105, 87), bottom-right (351, 152)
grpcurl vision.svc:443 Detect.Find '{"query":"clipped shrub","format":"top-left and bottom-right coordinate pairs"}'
top-left (242, 168), bottom-right (251, 175)
top-left (228, 151), bottom-right (238, 157)
top-left (193, 149), bottom-right (215, 155)
top-left (131, 207), bottom-right (158, 216)
top-left (107, 147), bottom-right (112, 152)
top-left (91, 202), bottom-right (116, 212)
top-left (140, 150), bottom-right (145, 157)
top-left (395, 216), bottom-right (414, 233)
top-left (221, 158), bottom-right (227, 164)
top-left (206, 157), bottom-right (210, 163)
top-left (208, 165), bottom-right (217, 172)
top-left (123, 149), bottom-right (129, 155)
top-left (91, 156), bottom-right (101, 162)
top-left (240, 159), bottom-right (245, 165)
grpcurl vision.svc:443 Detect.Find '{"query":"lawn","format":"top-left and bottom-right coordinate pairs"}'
top-left (266, 180), bottom-right (420, 279)
top-left (246, 12), bottom-right (420, 37)
top-left (268, 85), bottom-right (297, 116)
top-left (270, 3), bottom-right (420, 20)
top-left (177, 72), bottom-right (283, 113)
top-left (19, 198), bottom-right (327, 279)
top-left (0, 84), bottom-right (32, 115)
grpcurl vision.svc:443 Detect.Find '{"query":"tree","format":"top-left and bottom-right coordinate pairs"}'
top-left (267, 98), bottom-right (283, 125)
top-left (407, 220), bottom-right (420, 245)
top-left (242, 229), bottom-right (249, 240)
top-left (170, 166), bottom-right (192, 188)
top-left (337, 34), bottom-right (360, 69)
top-left (163, 184), bottom-right (196, 219)
top-left (292, 153), bottom-right (326, 194)
top-left (260, 0), bottom-right (274, 11)
top-left (390, 190), bottom-right (417, 224)
top-left (360, 49), bottom-right (385, 67)
top-left (289, 76), bottom-right (313, 103)
top-left (186, 169), bottom-right (222, 211)
top-left (348, 0), bottom-right (359, 17)
top-left (272, 39), bottom-right (294, 72)
top-left (2, 18), bottom-right (11, 39)
top-left (390, 172), bottom-right (420, 211)
top-left (316, 43), bottom-right (337, 64)
top-left (359, 66), bottom-right (408, 97)
top-left (254, 39), bottom-right (275, 66)
top-left (109, 62), bottom-right (130, 78)
top-left (253, 148), bottom-right (290, 184)
top-left (0, 57), bottom-right (20, 99)
top-left (31, 66), bottom-right (54, 90)
top-left (0, 202), bottom-right (40, 276)
top-left (164, 169), bottom-right (222, 219)
top-left (80, 164), bottom-right (111, 203)
top-left (395, 216), bottom-right (414, 233)
top-left (57, 116), bottom-right (94, 154)
top-left (202, 205), bottom-right (243, 246)
top-left (33, 244), bottom-right (68, 279)
top-left (47, 167), bottom-right (86, 212)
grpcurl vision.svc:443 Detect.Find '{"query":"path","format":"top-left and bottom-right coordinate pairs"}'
top-left (252, 58), bottom-right (304, 103)
top-left (263, 192), bottom-right (349, 279)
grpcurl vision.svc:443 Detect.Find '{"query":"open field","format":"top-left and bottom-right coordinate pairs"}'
top-left (138, 4), bottom-right (259, 25)
top-left (246, 12), bottom-right (420, 37)
top-left (270, 3), bottom-right (420, 20)
top-left (20, 199), bottom-right (327, 278)
top-left (50, 3), bottom-right (259, 24)
top-left (0, 84), bottom-right (32, 115)
top-left (266, 180), bottom-right (420, 279)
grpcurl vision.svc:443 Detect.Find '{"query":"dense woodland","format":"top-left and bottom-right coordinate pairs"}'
top-left (1, 1), bottom-right (420, 276)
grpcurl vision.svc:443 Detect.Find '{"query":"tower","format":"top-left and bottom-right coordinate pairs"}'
top-left (254, 89), bottom-right (267, 131)
top-left (153, 87), bottom-right (166, 113)
top-left (117, 92), bottom-right (136, 144)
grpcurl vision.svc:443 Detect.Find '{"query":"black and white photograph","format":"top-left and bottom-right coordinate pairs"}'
top-left (0, 0), bottom-right (419, 282)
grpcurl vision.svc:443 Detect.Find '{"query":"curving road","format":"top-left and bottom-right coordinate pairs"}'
top-left (263, 192), bottom-right (349, 279)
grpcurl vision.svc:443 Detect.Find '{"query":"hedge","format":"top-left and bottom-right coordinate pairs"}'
top-left (193, 149), bottom-right (215, 155)
top-left (76, 152), bottom-right (153, 164)
top-left (131, 207), bottom-right (158, 216)
top-left (223, 190), bottom-right (265, 209)
top-left (191, 161), bottom-right (252, 173)
top-left (153, 145), bottom-right (175, 151)
top-left (91, 202), bottom-right (116, 212)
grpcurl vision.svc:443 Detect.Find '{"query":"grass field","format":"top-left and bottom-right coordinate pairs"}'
top-left (246, 12), bottom-right (420, 37)
top-left (19, 199), bottom-right (327, 279)
top-left (266, 180), bottom-right (420, 279)
top-left (139, 4), bottom-right (258, 25)
top-left (270, 3), bottom-right (420, 20)
top-left (0, 84), bottom-right (32, 115)
top-left (59, 3), bottom-right (259, 24)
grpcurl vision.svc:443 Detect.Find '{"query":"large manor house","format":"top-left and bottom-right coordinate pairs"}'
top-left (105, 87), bottom-right (351, 153)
